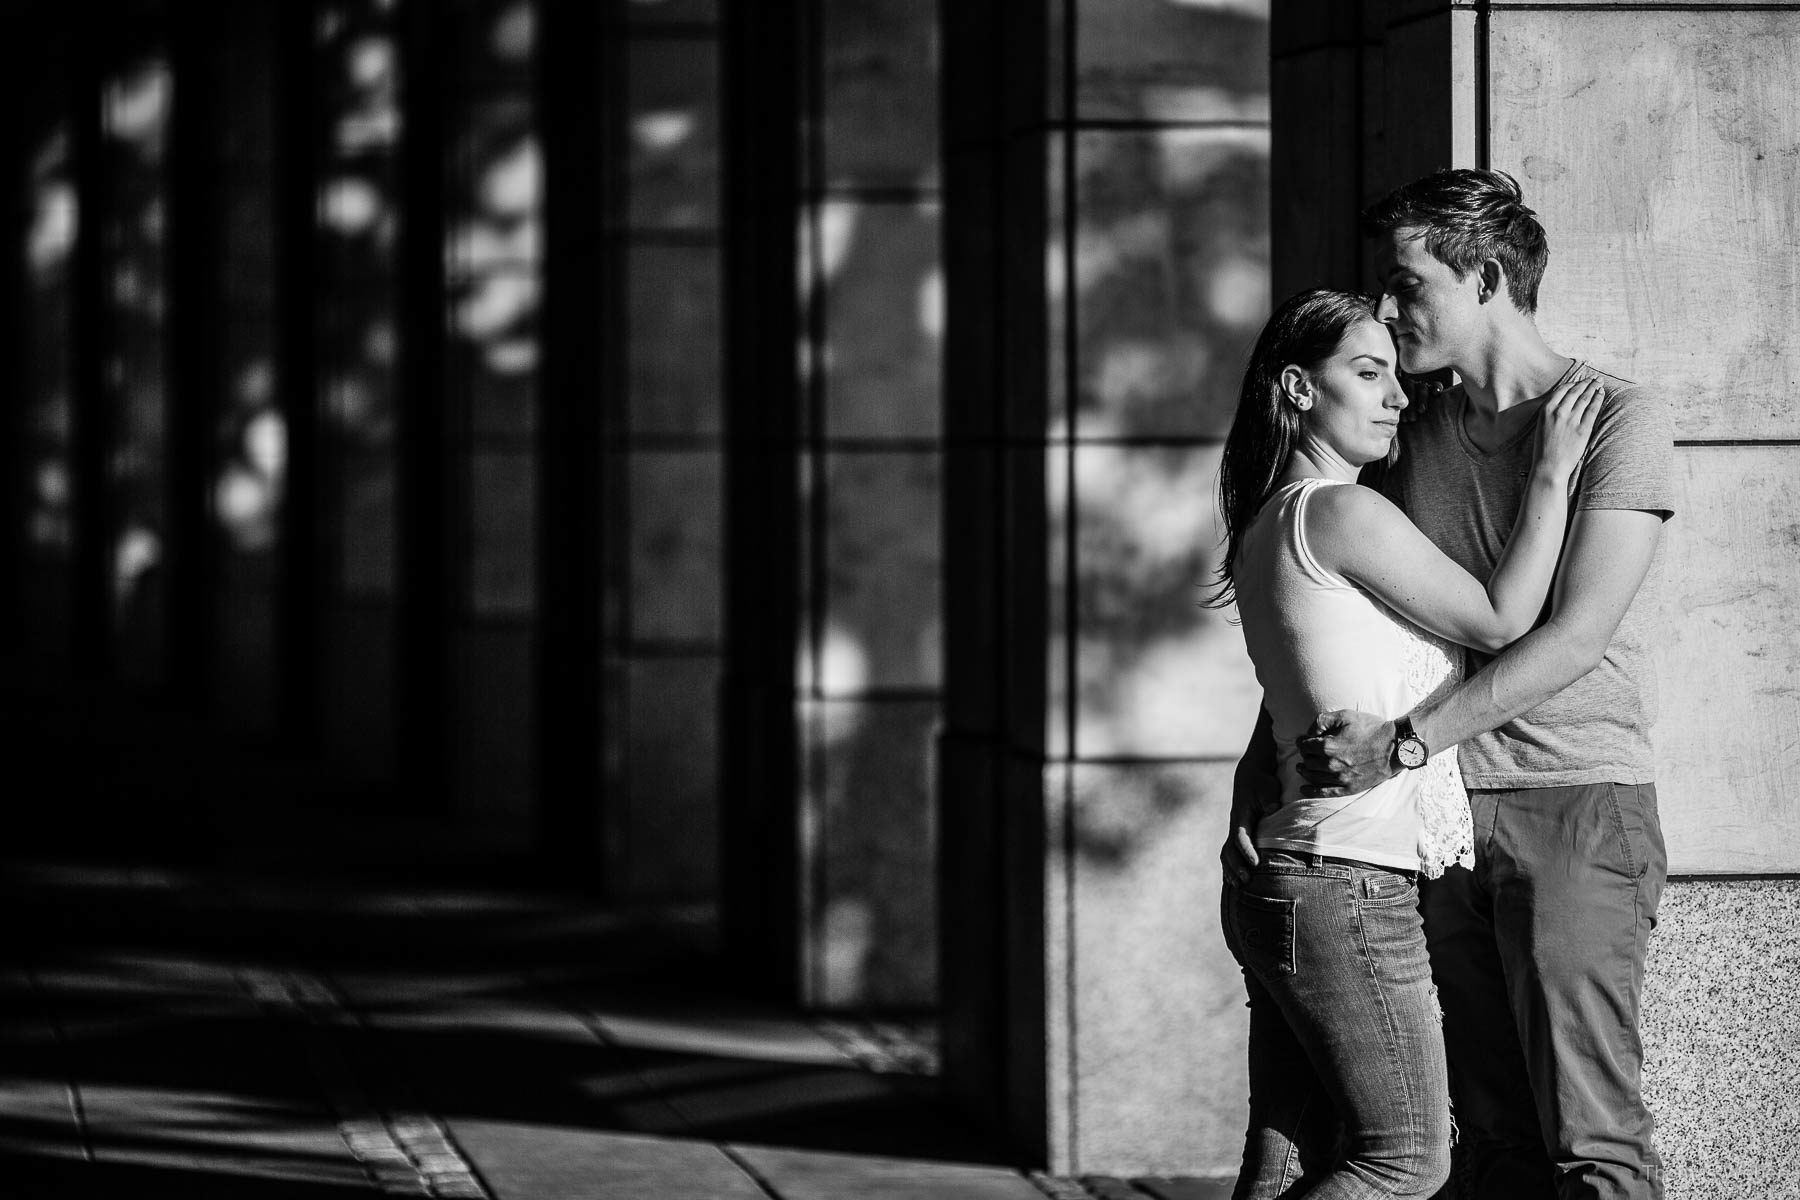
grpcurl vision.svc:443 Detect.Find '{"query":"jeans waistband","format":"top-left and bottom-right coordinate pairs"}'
top-left (1264, 849), bottom-right (1418, 884)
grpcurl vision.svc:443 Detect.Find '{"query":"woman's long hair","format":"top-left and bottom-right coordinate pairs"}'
top-left (1202, 288), bottom-right (1377, 610)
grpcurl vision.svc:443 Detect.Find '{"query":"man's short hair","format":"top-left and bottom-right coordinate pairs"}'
top-left (1361, 168), bottom-right (1549, 315)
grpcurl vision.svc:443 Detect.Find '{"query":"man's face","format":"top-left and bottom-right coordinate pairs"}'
top-left (1372, 226), bottom-right (1482, 375)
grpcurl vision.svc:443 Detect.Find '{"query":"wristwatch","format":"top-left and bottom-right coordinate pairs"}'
top-left (1392, 716), bottom-right (1429, 770)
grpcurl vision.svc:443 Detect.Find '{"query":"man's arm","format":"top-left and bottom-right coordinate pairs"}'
top-left (1221, 704), bottom-right (1278, 883)
top-left (1297, 507), bottom-right (1663, 794)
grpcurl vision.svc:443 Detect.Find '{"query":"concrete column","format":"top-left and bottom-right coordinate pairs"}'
top-left (940, 0), bottom-right (1052, 1160)
top-left (1274, 3), bottom-right (1800, 1192)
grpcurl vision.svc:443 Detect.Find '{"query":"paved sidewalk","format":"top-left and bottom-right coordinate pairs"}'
top-left (0, 858), bottom-right (1231, 1200)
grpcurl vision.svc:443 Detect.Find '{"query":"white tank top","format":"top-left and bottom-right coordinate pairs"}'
top-left (1234, 478), bottom-right (1472, 876)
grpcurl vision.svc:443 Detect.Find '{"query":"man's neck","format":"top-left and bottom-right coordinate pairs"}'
top-left (1457, 320), bottom-right (1574, 415)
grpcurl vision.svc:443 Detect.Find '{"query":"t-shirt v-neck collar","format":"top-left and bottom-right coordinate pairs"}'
top-left (1452, 359), bottom-right (1586, 461)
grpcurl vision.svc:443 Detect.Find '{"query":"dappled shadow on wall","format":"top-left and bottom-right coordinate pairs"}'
top-left (22, 109), bottom-right (75, 662)
top-left (795, 0), bottom-right (944, 1010)
top-left (104, 54), bottom-right (172, 688)
top-left (318, 0), bottom-right (402, 602)
top-left (1053, 0), bottom-right (1271, 868)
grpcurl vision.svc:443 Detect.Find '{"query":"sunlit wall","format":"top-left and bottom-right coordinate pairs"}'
top-left (942, 0), bottom-right (1271, 1172)
top-left (1044, 0), bottom-right (1268, 1170)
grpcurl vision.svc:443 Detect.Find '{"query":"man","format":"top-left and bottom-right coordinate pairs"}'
top-left (1223, 168), bottom-right (1673, 1200)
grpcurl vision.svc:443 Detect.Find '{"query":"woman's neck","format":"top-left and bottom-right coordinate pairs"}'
top-left (1282, 440), bottom-right (1363, 487)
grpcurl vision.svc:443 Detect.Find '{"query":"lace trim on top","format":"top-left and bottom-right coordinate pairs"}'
top-left (1385, 609), bottom-right (1474, 878)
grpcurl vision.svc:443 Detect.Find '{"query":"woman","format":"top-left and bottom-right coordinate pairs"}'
top-left (1207, 289), bottom-right (1600, 1199)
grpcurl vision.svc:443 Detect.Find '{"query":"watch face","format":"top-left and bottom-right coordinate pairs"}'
top-left (1397, 737), bottom-right (1428, 769)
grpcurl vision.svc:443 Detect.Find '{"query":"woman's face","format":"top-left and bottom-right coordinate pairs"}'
top-left (1296, 318), bottom-right (1407, 465)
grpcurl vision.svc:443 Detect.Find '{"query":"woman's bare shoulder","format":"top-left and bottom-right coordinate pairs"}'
top-left (1305, 480), bottom-right (1407, 534)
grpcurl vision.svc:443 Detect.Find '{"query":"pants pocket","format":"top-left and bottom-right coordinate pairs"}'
top-left (1233, 889), bottom-right (1297, 976)
top-left (1607, 784), bottom-right (1666, 883)
top-left (1358, 870), bottom-right (1419, 907)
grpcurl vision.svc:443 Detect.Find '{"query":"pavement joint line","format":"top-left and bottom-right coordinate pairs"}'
top-left (563, 996), bottom-right (705, 1137)
top-left (23, 967), bottom-right (95, 1164)
top-left (236, 964), bottom-right (494, 1199)
top-left (718, 1143), bottom-right (787, 1200)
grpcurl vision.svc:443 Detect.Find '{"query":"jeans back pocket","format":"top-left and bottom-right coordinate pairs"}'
top-left (1232, 889), bottom-right (1297, 977)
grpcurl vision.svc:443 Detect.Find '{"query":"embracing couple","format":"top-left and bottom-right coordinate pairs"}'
top-left (1211, 169), bottom-right (1672, 1200)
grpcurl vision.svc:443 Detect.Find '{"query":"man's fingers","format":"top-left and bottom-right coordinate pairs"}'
top-left (1305, 710), bottom-right (1351, 737)
top-left (1295, 734), bottom-right (1335, 762)
top-left (1298, 785), bottom-right (1353, 799)
top-left (1296, 743), bottom-right (1334, 768)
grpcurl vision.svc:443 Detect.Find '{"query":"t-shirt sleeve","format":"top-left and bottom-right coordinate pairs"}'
top-left (1574, 382), bottom-right (1675, 520)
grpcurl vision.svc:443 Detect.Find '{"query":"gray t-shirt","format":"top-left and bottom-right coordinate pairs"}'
top-left (1383, 362), bottom-right (1675, 787)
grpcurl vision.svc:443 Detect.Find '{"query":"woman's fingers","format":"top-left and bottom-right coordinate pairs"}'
top-left (1546, 377), bottom-right (1602, 428)
top-left (1576, 378), bottom-right (1605, 428)
top-left (1545, 371), bottom-right (1591, 407)
top-left (1535, 378), bottom-right (1602, 473)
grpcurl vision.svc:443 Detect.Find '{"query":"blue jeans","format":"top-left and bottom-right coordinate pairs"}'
top-left (1422, 783), bottom-right (1666, 1200)
top-left (1223, 851), bottom-right (1452, 1200)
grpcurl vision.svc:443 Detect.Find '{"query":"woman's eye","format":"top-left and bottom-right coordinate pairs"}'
top-left (1359, 371), bottom-right (1379, 380)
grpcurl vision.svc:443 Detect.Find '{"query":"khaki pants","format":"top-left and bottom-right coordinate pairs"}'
top-left (1421, 782), bottom-right (1666, 1200)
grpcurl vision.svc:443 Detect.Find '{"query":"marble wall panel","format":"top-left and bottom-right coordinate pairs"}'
top-left (1491, 10), bottom-right (1800, 440)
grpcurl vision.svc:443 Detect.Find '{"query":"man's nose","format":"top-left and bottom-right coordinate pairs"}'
top-left (1375, 293), bottom-right (1398, 322)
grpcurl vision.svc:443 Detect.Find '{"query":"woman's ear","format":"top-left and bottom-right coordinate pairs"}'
top-left (1279, 365), bottom-right (1313, 412)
